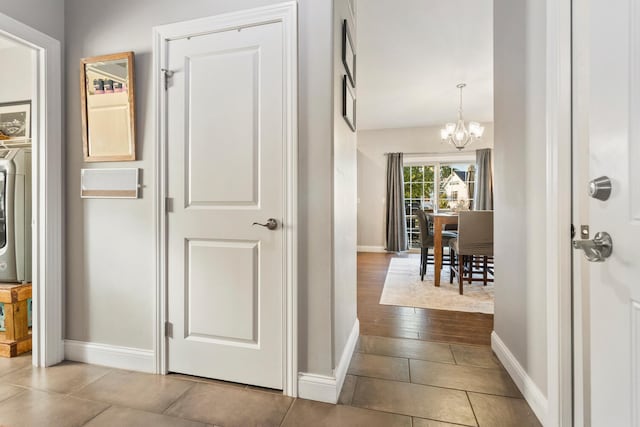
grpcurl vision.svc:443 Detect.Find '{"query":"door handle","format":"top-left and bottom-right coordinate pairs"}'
top-left (252, 218), bottom-right (278, 230)
top-left (572, 231), bottom-right (613, 262)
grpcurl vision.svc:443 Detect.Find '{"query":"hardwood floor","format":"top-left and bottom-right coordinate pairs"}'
top-left (357, 252), bottom-right (494, 346)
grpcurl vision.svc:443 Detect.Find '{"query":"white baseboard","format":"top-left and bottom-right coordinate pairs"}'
top-left (298, 372), bottom-right (339, 403)
top-left (298, 318), bottom-right (359, 403)
top-left (357, 245), bottom-right (387, 253)
top-left (64, 340), bottom-right (155, 373)
top-left (334, 318), bottom-right (359, 400)
top-left (491, 332), bottom-right (547, 425)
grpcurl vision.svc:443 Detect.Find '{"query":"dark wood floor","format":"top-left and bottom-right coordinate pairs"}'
top-left (357, 252), bottom-right (493, 346)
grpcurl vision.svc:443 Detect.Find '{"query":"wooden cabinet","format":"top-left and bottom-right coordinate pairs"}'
top-left (0, 283), bottom-right (31, 357)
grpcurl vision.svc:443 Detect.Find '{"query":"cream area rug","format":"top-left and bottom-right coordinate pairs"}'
top-left (379, 256), bottom-right (494, 314)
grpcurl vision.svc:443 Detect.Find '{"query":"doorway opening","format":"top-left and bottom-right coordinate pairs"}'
top-left (0, 13), bottom-right (63, 368)
top-left (354, 0), bottom-right (496, 340)
top-left (0, 34), bottom-right (34, 360)
top-left (343, 1), bottom-right (554, 425)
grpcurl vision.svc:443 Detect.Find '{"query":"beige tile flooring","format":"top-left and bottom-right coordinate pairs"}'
top-left (0, 336), bottom-right (541, 427)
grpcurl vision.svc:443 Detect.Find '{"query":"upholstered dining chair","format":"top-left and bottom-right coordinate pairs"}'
top-left (448, 210), bottom-right (494, 294)
top-left (415, 209), bottom-right (457, 281)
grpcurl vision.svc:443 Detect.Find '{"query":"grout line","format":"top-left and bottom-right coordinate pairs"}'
top-left (349, 375), bottom-right (363, 407)
top-left (467, 390), bottom-right (528, 401)
top-left (356, 333), bottom-right (493, 348)
top-left (346, 375), bottom-right (358, 406)
top-left (278, 396), bottom-right (296, 427)
top-left (358, 375), bottom-right (521, 400)
top-left (347, 372), bottom-right (411, 384)
top-left (79, 404), bottom-right (112, 427)
top-left (407, 358), bottom-right (412, 383)
top-left (68, 367), bottom-right (115, 396)
top-left (414, 417), bottom-right (474, 427)
top-left (347, 389), bottom-right (426, 421)
top-left (161, 381), bottom-right (196, 415)
top-left (410, 356), bottom-right (507, 372)
top-left (0, 388), bottom-right (27, 409)
top-left (465, 391), bottom-right (480, 427)
top-left (450, 344), bottom-right (459, 365)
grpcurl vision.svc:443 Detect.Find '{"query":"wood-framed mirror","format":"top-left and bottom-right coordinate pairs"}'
top-left (80, 51), bottom-right (136, 162)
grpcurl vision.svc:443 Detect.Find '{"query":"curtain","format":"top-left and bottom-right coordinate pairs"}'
top-left (385, 153), bottom-right (408, 252)
top-left (474, 148), bottom-right (494, 210)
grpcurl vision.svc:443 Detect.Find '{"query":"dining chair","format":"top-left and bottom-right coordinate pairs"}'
top-left (448, 210), bottom-right (494, 294)
top-left (415, 209), bottom-right (457, 281)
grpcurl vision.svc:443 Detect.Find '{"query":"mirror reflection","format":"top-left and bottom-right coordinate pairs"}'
top-left (81, 52), bottom-right (136, 162)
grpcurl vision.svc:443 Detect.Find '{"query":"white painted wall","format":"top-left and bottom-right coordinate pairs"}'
top-left (64, 0), bottom-right (336, 376)
top-left (493, 0), bottom-right (548, 397)
top-left (356, 124), bottom-right (494, 249)
top-left (332, 0), bottom-right (358, 368)
top-left (0, 45), bottom-right (32, 104)
top-left (0, 0), bottom-right (64, 42)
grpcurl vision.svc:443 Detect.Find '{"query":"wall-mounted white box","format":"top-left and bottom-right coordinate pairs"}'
top-left (81, 168), bottom-right (139, 199)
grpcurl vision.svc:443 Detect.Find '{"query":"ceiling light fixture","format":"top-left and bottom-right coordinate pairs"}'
top-left (440, 83), bottom-right (484, 151)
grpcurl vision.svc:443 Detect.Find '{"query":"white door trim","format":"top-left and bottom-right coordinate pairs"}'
top-left (0, 13), bottom-right (64, 367)
top-left (545, 0), bottom-right (573, 425)
top-left (152, 2), bottom-right (298, 396)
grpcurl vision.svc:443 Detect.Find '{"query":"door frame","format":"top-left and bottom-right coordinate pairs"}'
top-left (152, 2), bottom-right (299, 396)
top-left (545, 0), bottom-right (573, 425)
top-left (0, 14), bottom-right (64, 366)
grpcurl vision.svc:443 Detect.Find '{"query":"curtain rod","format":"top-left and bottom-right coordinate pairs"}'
top-left (383, 151), bottom-right (476, 156)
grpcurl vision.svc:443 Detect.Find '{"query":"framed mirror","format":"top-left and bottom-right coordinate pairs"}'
top-left (80, 51), bottom-right (136, 162)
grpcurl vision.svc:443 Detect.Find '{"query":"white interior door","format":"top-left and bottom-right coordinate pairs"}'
top-left (166, 20), bottom-right (285, 390)
top-left (573, 0), bottom-right (640, 424)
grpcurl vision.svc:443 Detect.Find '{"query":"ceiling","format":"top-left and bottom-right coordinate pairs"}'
top-left (356, 0), bottom-right (494, 130)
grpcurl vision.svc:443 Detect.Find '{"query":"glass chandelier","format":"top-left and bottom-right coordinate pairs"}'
top-left (440, 83), bottom-right (485, 150)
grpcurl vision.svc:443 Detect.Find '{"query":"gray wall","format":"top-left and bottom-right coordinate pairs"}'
top-left (332, 0), bottom-right (358, 367)
top-left (356, 124), bottom-right (494, 249)
top-left (64, 0), bottom-right (336, 376)
top-left (0, 46), bottom-right (32, 103)
top-left (493, 0), bottom-right (547, 394)
top-left (0, 0), bottom-right (64, 42)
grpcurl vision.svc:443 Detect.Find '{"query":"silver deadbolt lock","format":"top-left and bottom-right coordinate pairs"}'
top-left (588, 176), bottom-right (612, 201)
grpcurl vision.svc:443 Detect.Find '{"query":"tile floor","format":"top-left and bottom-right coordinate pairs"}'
top-left (0, 336), bottom-right (541, 427)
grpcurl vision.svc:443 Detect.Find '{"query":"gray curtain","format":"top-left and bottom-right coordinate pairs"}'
top-left (385, 153), bottom-right (408, 252)
top-left (474, 148), bottom-right (494, 210)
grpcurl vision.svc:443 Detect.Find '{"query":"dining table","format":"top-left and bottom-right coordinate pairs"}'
top-left (427, 212), bottom-right (459, 287)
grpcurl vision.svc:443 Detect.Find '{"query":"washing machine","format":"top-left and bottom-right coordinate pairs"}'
top-left (0, 148), bottom-right (31, 283)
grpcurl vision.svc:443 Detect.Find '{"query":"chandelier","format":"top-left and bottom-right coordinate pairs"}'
top-left (440, 83), bottom-right (485, 150)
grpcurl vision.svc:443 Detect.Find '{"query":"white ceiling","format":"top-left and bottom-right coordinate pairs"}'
top-left (356, 0), bottom-right (494, 130)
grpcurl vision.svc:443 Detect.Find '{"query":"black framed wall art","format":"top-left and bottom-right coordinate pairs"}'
top-left (342, 19), bottom-right (356, 87)
top-left (342, 75), bottom-right (356, 132)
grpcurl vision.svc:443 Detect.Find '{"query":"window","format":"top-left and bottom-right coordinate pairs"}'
top-left (403, 162), bottom-right (475, 249)
top-left (439, 163), bottom-right (476, 211)
top-left (403, 165), bottom-right (435, 248)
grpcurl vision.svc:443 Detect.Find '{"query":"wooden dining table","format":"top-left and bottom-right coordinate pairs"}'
top-left (427, 212), bottom-right (459, 287)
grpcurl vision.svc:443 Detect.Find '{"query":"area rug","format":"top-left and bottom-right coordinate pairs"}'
top-left (379, 256), bottom-right (494, 314)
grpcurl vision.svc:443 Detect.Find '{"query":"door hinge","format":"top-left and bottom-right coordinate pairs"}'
top-left (165, 197), bottom-right (174, 213)
top-left (165, 321), bottom-right (173, 338)
top-left (161, 68), bottom-right (175, 90)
